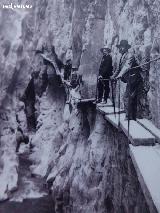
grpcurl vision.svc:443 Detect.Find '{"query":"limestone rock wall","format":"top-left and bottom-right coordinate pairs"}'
top-left (103, 0), bottom-right (160, 127)
top-left (31, 104), bottom-right (150, 212)
top-left (0, 0), bottom-right (160, 210)
top-left (1, 0), bottom-right (160, 128)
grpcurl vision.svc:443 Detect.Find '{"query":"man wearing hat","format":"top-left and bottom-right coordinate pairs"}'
top-left (70, 66), bottom-right (82, 89)
top-left (114, 40), bottom-right (143, 120)
top-left (97, 46), bottom-right (113, 103)
top-left (64, 59), bottom-right (72, 80)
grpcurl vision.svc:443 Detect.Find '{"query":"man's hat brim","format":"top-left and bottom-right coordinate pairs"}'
top-left (100, 47), bottom-right (111, 53)
top-left (72, 67), bottom-right (78, 70)
top-left (116, 43), bottom-right (131, 49)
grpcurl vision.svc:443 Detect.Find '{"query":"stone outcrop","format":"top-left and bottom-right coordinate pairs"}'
top-left (0, 0), bottom-right (160, 211)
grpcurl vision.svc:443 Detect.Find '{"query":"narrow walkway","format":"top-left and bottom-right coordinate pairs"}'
top-left (97, 100), bottom-right (160, 213)
top-left (0, 145), bottom-right (55, 213)
top-left (97, 100), bottom-right (155, 146)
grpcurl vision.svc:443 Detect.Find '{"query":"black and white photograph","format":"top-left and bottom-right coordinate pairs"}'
top-left (0, 0), bottom-right (160, 212)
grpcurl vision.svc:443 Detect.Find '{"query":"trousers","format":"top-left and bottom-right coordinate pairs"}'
top-left (124, 79), bottom-right (143, 120)
top-left (97, 79), bottom-right (110, 102)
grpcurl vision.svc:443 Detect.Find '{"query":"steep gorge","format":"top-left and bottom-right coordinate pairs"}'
top-left (0, 0), bottom-right (160, 212)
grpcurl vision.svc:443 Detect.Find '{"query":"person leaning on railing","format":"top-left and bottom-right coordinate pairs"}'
top-left (112, 40), bottom-right (143, 120)
top-left (97, 46), bottom-right (113, 104)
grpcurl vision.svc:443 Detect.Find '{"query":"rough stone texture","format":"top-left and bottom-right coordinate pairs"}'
top-left (32, 107), bottom-right (150, 212)
top-left (103, 0), bottom-right (160, 127)
top-left (0, 0), bottom-right (160, 210)
top-left (101, 119), bottom-right (150, 213)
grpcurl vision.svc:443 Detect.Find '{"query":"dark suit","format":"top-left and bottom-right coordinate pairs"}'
top-left (114, 52), bottom-right (143, 120)
top-left (121, 54), bottom-right (143, 120)
top-left (98, 54), bottom-right (113, 102)
top-left (64, 62), bottom-right (72, 80)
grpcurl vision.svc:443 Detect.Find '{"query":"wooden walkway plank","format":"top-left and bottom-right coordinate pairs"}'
top-left (97, 106), bottom-right (124, 115)
top-left (137, 119), bottom-right (160, 144)
top-left (120, 120), bottom-right (155, 146)
top-left (130, 144), bottom-right (160, 213)
top-left (105, 113), bottom-right (125, 129)
top-left (79, 98), bottom-right (95, 103)
top-left (97, 99), bottom-right (113, 107)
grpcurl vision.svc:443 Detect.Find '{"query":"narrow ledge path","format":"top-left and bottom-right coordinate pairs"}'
top-left (97, 99), bottom-right (160, 213)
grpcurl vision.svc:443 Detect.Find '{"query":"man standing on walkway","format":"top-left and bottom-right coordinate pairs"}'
top-left (70, 67), bottom-right (82, 89)
top-left (64, 59), bottom-right (72, 80)
top-left (97, 46), bottom-right (113, 103)
top-left (114, 40), bottom-right (143, 120)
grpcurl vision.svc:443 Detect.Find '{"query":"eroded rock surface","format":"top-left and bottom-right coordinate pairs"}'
top-left (0, 0), bottom-right (159, 211)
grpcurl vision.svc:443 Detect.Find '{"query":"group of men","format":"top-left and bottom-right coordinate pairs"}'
top-left (29, 40), bottom-right (144, 124)
top-left (44, 40), bottom-right (143, 121)
top-left (97, 40), bottom-right (143, 120)
top-left (15, 40), bottom-right (143, 152)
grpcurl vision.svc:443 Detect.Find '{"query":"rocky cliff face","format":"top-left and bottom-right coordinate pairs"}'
top-left (0, 0), bottom-right (159, 211)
